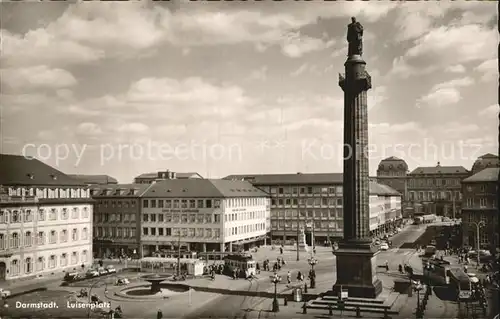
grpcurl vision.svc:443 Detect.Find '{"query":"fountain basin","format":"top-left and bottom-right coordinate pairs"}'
top-left (115, 284), bottom-right (189, 300)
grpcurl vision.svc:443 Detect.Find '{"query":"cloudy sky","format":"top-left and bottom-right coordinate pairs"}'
top-left (1, 1), bottom-right (497, 183)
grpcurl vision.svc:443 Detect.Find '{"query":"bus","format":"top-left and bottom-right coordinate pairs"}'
top-left (423, 258), bottom-right (452, 285)
top-left (448, 268), bottom-right (473, 301)
top-left (413, 214), bottom-right (437, 225)
top-left (223, 254), bottom-right (256, 279)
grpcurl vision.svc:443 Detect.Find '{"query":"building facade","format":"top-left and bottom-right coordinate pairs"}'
top-left (0, 154), bottom-right (93, 281)
top-left (376, 156), bottom-right (409, 202)
top-left (407, 163), bottom-right (469, 217)
top-left (134, 170), bottom-right (203, 184)
top-left (224, 173), bottom-right (402, 245)
top-left (140, 179), bottom-right (270, 256)
top-left (461, 167), bottom-right (499, 253)
top-left (471, 153), bottom-right (500, 175)
top-left (90, 184), bottom-right (152, 259)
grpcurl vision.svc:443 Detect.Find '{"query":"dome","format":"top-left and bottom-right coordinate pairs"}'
top-left (377, 156), bottom-right (408, 172)
top-left (471, 153), bottom-right (500, 174)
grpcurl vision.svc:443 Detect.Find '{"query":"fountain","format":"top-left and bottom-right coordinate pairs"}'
top-left (141, 274), bottom-right (171, 294)
top-left (113, 273), bottom-right (189, 300)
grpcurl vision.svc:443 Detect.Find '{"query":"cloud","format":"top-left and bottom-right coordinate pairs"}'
top-left (417, 77), bottom-right (474, 107)
top-left (76, 122), bottom-right (103, 136)
top-left (290, 64), bottom-right (309, 77)
top-left (391, 24), bottom-right (496, 78)
top-left (281, 34), bottom-right (335, 58)
top-left (445, 65), bottom-right (466, 74)
top-left (1, 66), bottom-right (77, 90)
top-left (367, 86), bottom-right (387, 111)
top-left (248, 66), bottom-right (268, 81)
top-left (479, 104), bottom-right (498, 117)
top-left (440, 122), bottom-right (479, 138)
top-left (114, 123), bottom-right (150, 134)
top-left (474, 59), bottom-right (496, 82)
top-left (393, 3), bottom-right (449, 41)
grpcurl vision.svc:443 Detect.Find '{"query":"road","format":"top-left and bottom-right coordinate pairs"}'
top-left (185, 224), bottom-right (428, 318)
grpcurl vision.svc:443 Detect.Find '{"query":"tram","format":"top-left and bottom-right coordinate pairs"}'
top-left (223, 254), bottom-right (257, 279)
top-left (423, 258), bottom-right (452, 285)
top-left (449, 268), bottom-right (473, 301)
top-left (140, 257), bottom-right (205, 277)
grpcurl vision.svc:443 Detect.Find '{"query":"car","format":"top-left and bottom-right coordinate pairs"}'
top-left (0, 288), bottom-right (11, 298)
top-left (86, 269), bottom-right (99, 278)
top-left (97, 267), bottom-right (108, 276)
top-left (64, 272), bottom-right (82, 282)
top-left (374, 239), bottom-right (381, 245)
top-left (396, 227), bottom-right (402, 233)
top-left (105, 265), bottom-right (117, 274)
top-left (380, 243), bottom-right (389, 251)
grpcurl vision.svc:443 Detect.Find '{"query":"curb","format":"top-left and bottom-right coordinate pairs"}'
top-left (6, 287), bottom-right (47, 299)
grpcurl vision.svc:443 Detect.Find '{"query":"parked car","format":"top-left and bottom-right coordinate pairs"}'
top-left (0, 288), bottom-right (11, 298)
top-left (97, 267), bottom-right (108, 276)
top-left (86, 269), bottom-right (99, 278)
top-left (64, 272), bottom-right (82, 282)
top-left (105, 265), bottom-right (117, 274)
top-left (380, 243), bottom-right (389, 251)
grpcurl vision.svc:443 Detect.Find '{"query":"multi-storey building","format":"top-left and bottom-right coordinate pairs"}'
top-left (376, 156), bottom-right (409, 202)
top-left (407, 162), bottom-right (469, 217)
top-left (90, 184), bottom-right (153, 259)
top-left (461, 167), bottom-right (499, 252)
top-left (471, 153), bottom-right (500, 175)
top-left (68, 175), bottom-right (118, 185)
top-left (0, 154), bottom-right (93, 281)
top-left (224, 173), bottom-right (402, 245)
top-left (134, 170), bottom-right (203, 184)
top-left (140, 179), bottom-right (270, 256)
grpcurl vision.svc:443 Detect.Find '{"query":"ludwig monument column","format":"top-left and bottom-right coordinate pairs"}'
top-left (332, 17), bottom-right (383, 299)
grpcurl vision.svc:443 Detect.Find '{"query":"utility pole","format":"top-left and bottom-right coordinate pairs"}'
top-left (177, 231), bottom-right (181, 277)
top-left (296, 219), bottom-right (300, 261)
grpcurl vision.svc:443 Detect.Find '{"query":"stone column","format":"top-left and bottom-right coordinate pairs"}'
top-left (202, 243), bottom-right (207, 253)
top-left (220, 243), bottom-right (225, 252)
top-left (229, 242), bottom-right (233, 252)
top-left (333, 53), bottom-right (382, 299)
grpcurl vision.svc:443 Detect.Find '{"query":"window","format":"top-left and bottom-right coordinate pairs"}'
top-left (72, 228), bottom-right (78, 241)
top-left (60, 253), bottom-right (68, 266)
top-left (49, 230), bottom-right (56, 244)
top-left (49, 209), bottom-right (57, 220)
top-left (198, 200), bottom-right (204, 208)
top-left (82, 228), bottom-right (88, 240)
top-left (206, 200), bottom-right (212, 208)
top-left (165, 200), bottom-right (172, 208)
top-left (151, 200), bottom-right (157, 208)
top-left (62, 208), bottom-right (68, 219)
top-left (24, 210), bottom-right (32, 222)
top-left (143, 228), bottom-right (148, 236)
top-left (10, 260), bottom-right (20, 276)
top-left (24, 231), bottom-right (32, 247)
top-left (143, 200), bottom-right (149, 208)
top-left (143, 214), bottom-right (149, 222)
top-left (466, 198), bottom-right (473, 207)
top-left (158, 214), bottom-right (164, 222)
top-left (158, 228), bottom-right (164, 236)
top-left (72, 208), bottom-right (79, 219)
top-left (150, 228), bottom-right (156, 236)
top-left (12, 210), bottom-right (19, 223)
top-left (71, 252), bottom-right (78, 264)
top-left (82, 250), bottom-right (88, 263)
top-left (25, 257), bottom-right (33, 273)
top-left (61, 230), bottom-right (68, 242)
top-left (11, 232), bottom-right (19, 248)
top-left (83, 207), bottom-right (89, 218)
top-left (49, 255), bottom-right (56, 268)
top-left (36, 257), bottom-right (44, 271)
top-left (479, 198), bottom-right (487, 207)
top-left (38, 231), bottom-right (45, 245)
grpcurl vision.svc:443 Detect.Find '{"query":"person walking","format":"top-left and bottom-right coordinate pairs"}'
top-left (157, 309), bottom-right (163, 319)
top-left (287, 271), bottom-right (291, 284)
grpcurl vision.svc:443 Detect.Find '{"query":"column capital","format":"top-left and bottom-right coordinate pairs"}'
top-left (339, 71), bottom-right (372, 92)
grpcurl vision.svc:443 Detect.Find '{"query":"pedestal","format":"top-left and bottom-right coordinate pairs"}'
top-left (332, 239), bottom-right (382, 298)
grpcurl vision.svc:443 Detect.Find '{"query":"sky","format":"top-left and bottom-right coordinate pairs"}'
top-left (1, 1), bottom-right (498, 183)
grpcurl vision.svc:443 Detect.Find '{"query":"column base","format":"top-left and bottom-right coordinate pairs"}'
top-left (332, 239), bottom-right (383, 299)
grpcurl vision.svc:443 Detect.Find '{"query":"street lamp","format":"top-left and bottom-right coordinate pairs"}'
top-left (413, 282), bottom-right (423, 318)
top-left (308, 257), bottom-right (318, 289)
top-left (271, 273), bottom-right (282, 312)
top-left (470, 220), bottom-right (485, 266)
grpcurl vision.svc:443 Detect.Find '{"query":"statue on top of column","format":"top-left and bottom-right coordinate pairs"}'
top-left (347, 17), bottom-right (364, 56)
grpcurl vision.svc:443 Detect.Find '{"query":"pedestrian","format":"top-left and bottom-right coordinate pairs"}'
top-left (280, 247), bottom-right (283, 254)
top-left (287, 271), bottom-right (291, 284)
top-left (157, 309), bottom-right (163, 319)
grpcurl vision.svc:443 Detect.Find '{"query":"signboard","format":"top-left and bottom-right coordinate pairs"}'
top-left (161, 209), bottom-right (199, 213)
top-left (341, 290), bottom-right (348, 300)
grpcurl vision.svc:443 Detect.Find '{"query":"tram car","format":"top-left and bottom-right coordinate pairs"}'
top-left (223, 254), bottom-right (257, 279)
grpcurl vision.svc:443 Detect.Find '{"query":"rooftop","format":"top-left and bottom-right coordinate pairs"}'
top-left (462, 167), bottom-right (499, 183)
top-left (223, 173), bottom-right (343, 185)
top-left (135, 172), bottom-right (203, 179)
top-left (0, 154), bottom-right (86, 186)
top-left (68, 174), bottom-right (118, 185)
top-left (143, 179), bottom-right (269, 198)
top-left (90, 183), bottom-right (153, 197)
top-left (409, 163), bottom-right (468, 175)
top-left (224, 173), bottom-right (400, 196)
